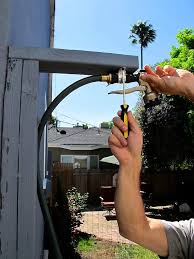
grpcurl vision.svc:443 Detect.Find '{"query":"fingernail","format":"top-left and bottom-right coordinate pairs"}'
top-left (123, 125), bottom-right (128, 131)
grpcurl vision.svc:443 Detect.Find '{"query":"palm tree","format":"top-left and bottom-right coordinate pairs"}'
top-left (129, 21), bottom-right (156, 69)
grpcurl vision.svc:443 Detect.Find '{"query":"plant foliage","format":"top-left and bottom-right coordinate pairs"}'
top-left (66, 187), bottom-right (89, 242)
top-left (129, 20), bottom-right (156, 48)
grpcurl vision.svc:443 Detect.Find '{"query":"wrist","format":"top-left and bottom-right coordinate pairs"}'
top-left (120, 154), bottom-right (142, 166)
top-left (119, 158), bottom-right (142, 173)
top-left (119, 162), bottom-right (141, 188)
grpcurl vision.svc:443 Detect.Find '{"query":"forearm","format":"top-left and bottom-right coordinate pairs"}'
top-left (115, 161), bottom-right (148, 239)
top-left (115, 161), bottom-right (168, 256)
top-left (110, 111), bottom-right (168, 256)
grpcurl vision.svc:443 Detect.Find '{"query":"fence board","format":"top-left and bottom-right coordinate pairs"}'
top-left (0, 58), bottom-right (23, 259)
top-left (52, 164), bottom-right (115, 205)
top-left (73, 172), bottom-right (88, 194)
top-left (52, 163), bottom-right (73, 204)
top-left (88, 172), bottom-right (113, 198)
top-left (17, 60), bottom-right (40, 259)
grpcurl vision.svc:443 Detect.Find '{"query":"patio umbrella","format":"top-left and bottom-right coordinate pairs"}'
top-left (100, 155), bottom-right (119, 165)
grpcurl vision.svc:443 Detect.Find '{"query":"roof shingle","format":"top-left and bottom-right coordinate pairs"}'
top-left (48, 126), bottom-right (111, 147)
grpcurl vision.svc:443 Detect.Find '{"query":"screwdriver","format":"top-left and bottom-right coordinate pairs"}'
top-left (120, 69), bottom-right (129, 139)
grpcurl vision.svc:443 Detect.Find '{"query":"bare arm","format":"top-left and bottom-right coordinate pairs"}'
top-left (109, 112), bottom-right (168, 257)
top-left (109, 65), bottom-right (194, 257)
top-left (116, 163), bottom-right (168, 256)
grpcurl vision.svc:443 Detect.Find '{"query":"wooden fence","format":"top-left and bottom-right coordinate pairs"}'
top-left (142, 169), bottom-right (194, 204)
top-left (52, 163), bottom-right (116, 205)
top-left (52, 163), bottom-right (194, 206)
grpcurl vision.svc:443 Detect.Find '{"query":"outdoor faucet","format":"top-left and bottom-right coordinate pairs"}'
top-left (107, 69), bottom-right (159, 108)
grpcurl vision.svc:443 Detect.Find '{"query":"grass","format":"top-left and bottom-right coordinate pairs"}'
top-left (77, 236), bottom-right (96, 253)
top-left (77, 235), bottom-right (159, 259)
top-left (115, 244), bottom-right (159, 259)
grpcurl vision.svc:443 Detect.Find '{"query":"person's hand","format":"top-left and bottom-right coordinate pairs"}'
top-left (108, 111), bottom-right (143, 168)
top-left (141, 65), bottom-right (194, 100)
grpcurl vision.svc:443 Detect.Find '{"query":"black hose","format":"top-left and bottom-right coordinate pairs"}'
top-left (37, 75), bottom-right (102, 259)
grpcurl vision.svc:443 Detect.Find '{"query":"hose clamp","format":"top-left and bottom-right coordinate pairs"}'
top-left (118, 67), bottom-right (126, 84)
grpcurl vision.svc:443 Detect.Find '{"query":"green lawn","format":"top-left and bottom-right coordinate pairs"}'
top-left (77, 236), bottom-right (159, 259)
top-left (115, 243), bottom-right (159, 259)
top-left (77, 236), bottom-right (96, 253)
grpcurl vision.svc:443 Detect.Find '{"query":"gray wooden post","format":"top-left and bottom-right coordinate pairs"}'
top-left (0, 58), bottom-right (23, 258)
top-left (0, 55), bottom-right (43, 259)
top-left (0, 46), bottom-right (8, 257)
top-left (17, 60), bottom-right (42, 259)
top-left (0, 46), bottom-right (8, 165)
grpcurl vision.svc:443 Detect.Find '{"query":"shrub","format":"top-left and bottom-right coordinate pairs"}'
top-left (66, 187), bottom-right (89, 241)
top-left (50, 180), bottom-right (86, 258)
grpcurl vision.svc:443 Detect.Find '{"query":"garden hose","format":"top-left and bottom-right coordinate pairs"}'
top-left (37, 75), bottom-right (104, 259)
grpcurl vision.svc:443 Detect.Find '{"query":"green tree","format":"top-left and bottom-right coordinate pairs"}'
top-left (48, 114), bottom-right (57, 125)
top-left (140, 95), bottom-right (194, 170)
top-left (100, 121), bottom-right (113, 129)
top-left (159, 28), bottom-right (194, 71)
top-left (137, 28), bottom-right (194, 171)
top-left (129, 21), bottom-right (156, 69)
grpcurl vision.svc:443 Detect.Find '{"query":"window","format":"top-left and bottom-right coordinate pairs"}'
top-left (60, 155), bottom-right (73, 164)
top-left (60, 155), bottom-right (99, 169)
top-left (74, 156), bottom-right (87, 169)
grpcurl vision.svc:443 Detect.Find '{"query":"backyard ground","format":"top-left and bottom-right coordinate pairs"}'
top-left (77, 210), bottom-right (159, 258)
top-left (79, 210), bottom-right (130, 243)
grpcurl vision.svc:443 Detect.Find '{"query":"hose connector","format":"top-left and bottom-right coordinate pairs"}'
top-left (101, 72), bottom-right (140, 84)
top-left (101, 74), bottom-right (112, 83)
top-left (139, 79), bottom-right (158, 104)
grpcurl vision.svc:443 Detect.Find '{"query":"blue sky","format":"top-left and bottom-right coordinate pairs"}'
top-left (53, 0), bottom-right (194, 127)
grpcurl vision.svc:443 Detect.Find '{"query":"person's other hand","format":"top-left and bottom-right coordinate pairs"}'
top-left (108, 111), bottom-right (142, 168)
top-left (141, 65), bottom-right (194, 100)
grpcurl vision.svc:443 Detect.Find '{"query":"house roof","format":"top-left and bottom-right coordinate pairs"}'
top-left (48, 126), bottom-right (111, 150)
